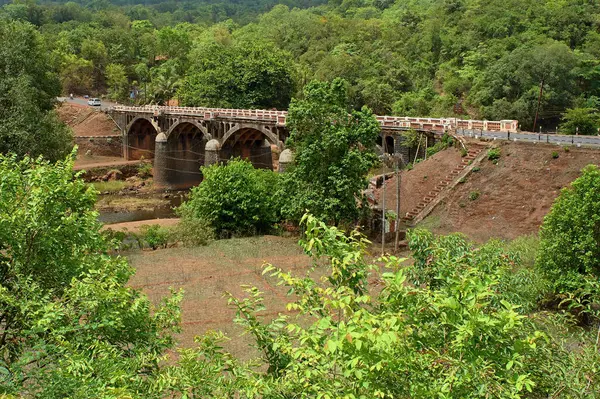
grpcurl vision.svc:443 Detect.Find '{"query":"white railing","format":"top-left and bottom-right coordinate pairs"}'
top-left (111, 105), bottom-right (518, 132)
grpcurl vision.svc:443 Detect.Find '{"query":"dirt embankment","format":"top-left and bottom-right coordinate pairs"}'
top-left (374, 146), bottom-right (464, 216)
top-left (375, 140), bottom-right (600, 241)
top-left (427, 141), bottom-right (600, 241)
top-left (57, 102), bottom-right (119, 137)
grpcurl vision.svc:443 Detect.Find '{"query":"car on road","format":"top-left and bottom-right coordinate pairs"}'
top-left (88, 98), bottom-right (101, 106)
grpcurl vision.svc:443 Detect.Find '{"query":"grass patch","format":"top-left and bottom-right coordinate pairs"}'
top-left (96, 195), bottom-right (169, 211)
top-left (92, 180), bottom-right (127, 193)
top-left (416, 214), bottom-right (442, 231)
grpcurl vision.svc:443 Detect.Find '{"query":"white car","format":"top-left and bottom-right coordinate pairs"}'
top-left (88, 98), bottom-right (101, 106)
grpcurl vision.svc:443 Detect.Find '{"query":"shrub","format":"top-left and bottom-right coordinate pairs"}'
top-left (139, 224), bottom-right (170, 249)
top-left (138, 161), bottom-right (153, 178)
top-left (536, 165), bottom-right (600, 322)
top-left (245, 221), bottom-right (558, 398)
top-left (170, 217), bottom-right (215, 247)
top-left (460, 147), bottom-right (468, 157)
top-left (487, 148), bottom-right (501, 161)
top-left (563, 146), bottom-right (570, 152)
top-left (179, 159), bottom-right (281, 236)
top-left (472, 166), bottom-right (481, 172)
top-left (458, 177), bottom-right (466, 183)
top-left (551, 151), bottom-right (559, 159)
top-left (559, 107), bottom-right (600, 135)
top-left (469, 190), bottom-right (480, 200)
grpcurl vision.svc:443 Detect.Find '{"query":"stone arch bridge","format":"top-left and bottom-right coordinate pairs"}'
top-left (109, 105), bottom-right (517, 189)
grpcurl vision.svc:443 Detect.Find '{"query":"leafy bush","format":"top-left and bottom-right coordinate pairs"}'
top-left (179, 158), bottom-right (281, 236)
top-left (425, 133), bottom-right (454, 158)
top-left (139, 224), bottom-right (170, 249)
top-left (469, 190), bottom-right (480, 200)
top-left (551, 151), bottom-right (559, 159)
top-left (559, 107), bottom-right (600, 135)
top-left (170, 217), bottom-right (215, 247)
top-left (138, 161), bottom-right (153, 178)
top-left (472, 166), bottom-right (481, 172)
top-left (230, 220), bottom-right (580, 398)
top-left (487, 147), bottom-right (501, 160)
top-left (536, 164), bottom-right (600, 322)
top-left (0, 152), bottom-right (181, 396)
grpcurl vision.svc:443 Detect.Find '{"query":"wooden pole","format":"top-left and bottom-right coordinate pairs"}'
top-left (381, 138), bottom-right (387, 256)
top-left (394, 154), bottom-right (401, 252)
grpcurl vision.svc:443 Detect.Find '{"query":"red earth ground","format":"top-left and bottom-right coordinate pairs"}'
top-left (375, 139), bottom-right (600, 242)
top-left (56, 102), bottom-right (119, 137)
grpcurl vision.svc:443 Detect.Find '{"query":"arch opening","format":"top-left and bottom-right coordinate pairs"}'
top-left (221, 127), bottom-right (275, 170)
top-left (385, 136), bottom-right (395, 155)
top-left (127, 118), bottom-right (157, 160)
top-left (165, 122), bottom-right (206, 188)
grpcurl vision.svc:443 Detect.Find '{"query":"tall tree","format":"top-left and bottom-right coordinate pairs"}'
top-left (0, 19), bottom-right (72, 161)
top-left (279, 78), bottom-right (379, 224)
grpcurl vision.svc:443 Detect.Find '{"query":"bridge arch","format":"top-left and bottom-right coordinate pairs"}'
top-left (220, 124), bottom-right (279, 170)
top-left (126, 117), bottom-right (159, 160)
top-left (162, 121), bottom-right (209, 188)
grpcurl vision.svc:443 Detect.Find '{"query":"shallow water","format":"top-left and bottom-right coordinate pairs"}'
top-left (98, 193), bottom-right (185, 224)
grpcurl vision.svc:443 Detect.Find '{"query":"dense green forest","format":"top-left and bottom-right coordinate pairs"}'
top-left (2, 0), bottom-right (600, 130)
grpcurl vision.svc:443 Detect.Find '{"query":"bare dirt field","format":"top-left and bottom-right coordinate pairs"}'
top-left (57, 102), bottom-right (119, 137)
top-left (126, 236), bottom-right (310, 358)
top-left (423, 140), bottom-right (600, 241)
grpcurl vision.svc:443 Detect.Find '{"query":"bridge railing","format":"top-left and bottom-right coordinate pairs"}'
top-left (110, 105), bottom-right (518, 132)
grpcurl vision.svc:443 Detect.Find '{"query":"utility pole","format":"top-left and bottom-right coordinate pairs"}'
top-left (381, 138), bottom-right (387, 256)
top-left (532, 78), bottom-right (544, 134)
top-left (394, 153), bottom-right (402, 252)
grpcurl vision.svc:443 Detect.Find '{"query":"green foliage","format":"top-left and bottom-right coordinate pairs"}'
top-left (179, 158), bottom-right (281, 236)
top-left (0, 20), bottom-right (72, 161)
top-left (399, 129), bottom-right (424, 149)
top-left (178, 41), bottom-right (293, 109)
top-left (105, 63), bottom-right (128, 101)
top-left (559, 107), bottom-right (600, 135)
top-left (137, 161), bottom-right (153, 178)
top-left (279, 78), bottom-right (379, 224)
top-left (139, 224), bottom-right (170, 250)
top-left (488, 147), bottom-right (501, 161)
top-left (426, 133), bottom-right (454, 158)
top-left (551, 151), bottom-right (559, 159)
top-left (537, 165), bottom-right (600, 321)
top-left (170, 217), bottom-right (215, 247)
top-left (472, 166), bottom-right (481, 172)
top-left (469, 190), bottom-right (480, 201)
top-left (0, 152), bottom-right (182, 396)
top-left (232, 219), bottom-right (592, 398)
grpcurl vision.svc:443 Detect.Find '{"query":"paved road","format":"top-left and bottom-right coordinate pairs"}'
top-left (456, 128), bottom-right (600, 148)
top-left (57, 97), bottom-right (118, 111)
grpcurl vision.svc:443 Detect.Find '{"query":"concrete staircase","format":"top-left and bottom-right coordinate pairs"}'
top-left (402, 146), bottom-right (486, 225)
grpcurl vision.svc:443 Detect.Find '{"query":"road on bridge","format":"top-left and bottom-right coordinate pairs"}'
top-left (456, 129), bottom-right (600, 148)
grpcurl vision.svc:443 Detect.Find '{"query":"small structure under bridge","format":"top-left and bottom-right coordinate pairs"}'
top-left (108, 105), bottom-right (517, 189)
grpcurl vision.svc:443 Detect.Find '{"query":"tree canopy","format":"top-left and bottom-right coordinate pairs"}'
top-left (279, 78), bottom-right (379, 224)
top-left (0, 19), bottom-right (72, 161)
top-left (3, 0), bottom-right (600, 129)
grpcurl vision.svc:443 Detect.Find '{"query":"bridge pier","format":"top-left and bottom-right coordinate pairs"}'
top-left (205, 139), bottom-right (221, 167)
top-left (153, 132), bottom-right (169, 190)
